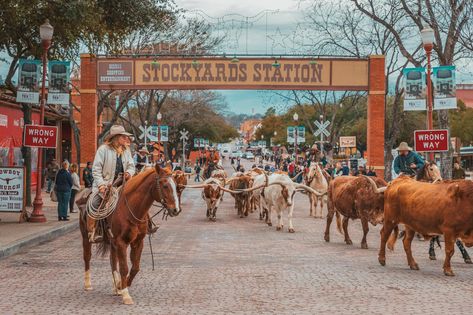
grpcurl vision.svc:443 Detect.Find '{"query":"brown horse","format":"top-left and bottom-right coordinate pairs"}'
top-left (79, 164), bottom-right (181, 305)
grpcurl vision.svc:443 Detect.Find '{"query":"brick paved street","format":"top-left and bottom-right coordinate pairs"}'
top-left (0, 161), bottom-right (472, 314)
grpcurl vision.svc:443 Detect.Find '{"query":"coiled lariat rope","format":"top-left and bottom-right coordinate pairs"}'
top-left (86, 186), bottom-right (120, 220)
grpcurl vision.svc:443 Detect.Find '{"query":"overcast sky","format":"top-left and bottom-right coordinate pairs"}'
top-left (175, 0), bottom-right (308, 114)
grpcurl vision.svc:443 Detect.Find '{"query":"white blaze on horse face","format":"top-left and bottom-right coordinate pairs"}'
top-left (168, 177), bottom-right (180, 211)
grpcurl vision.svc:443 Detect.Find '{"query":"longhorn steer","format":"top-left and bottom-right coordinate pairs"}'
top-left (305, 163), bottom-right (329, 218)
top-left (252, 173), bottom-right (323, 233)
top-left (201, 177), bottom-right (226, 222)
top-left (228, 173), bottom-right (253, 218)
top-left (172, 170), bottom-right (187, 204)
top-left (324, 175), bottom-right (387, 249)
top-left (379, 176), bottom-right (473, 276)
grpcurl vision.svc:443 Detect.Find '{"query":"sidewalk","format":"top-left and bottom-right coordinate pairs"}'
top-left (0, 190), bottom-right (80, 259)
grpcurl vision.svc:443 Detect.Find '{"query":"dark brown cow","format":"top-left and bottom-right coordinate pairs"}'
top-left (228, 173), bottom-right (253, 218)
top-left (324, 175), bottom-right (387, 249)
top-left (379, 176), bottom-right (473, 276)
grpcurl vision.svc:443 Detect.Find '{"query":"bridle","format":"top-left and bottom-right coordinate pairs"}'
top-left (123, 171), bottom-right (176, 224)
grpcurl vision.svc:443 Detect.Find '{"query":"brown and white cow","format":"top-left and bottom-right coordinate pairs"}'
top-left (324, 175), bottom-right (387, 249)
top-left (304, 163), bottom-right (329, 218)
top-left (172, 170), bottom-right (187, 205)
top-left (379, 176), bottom-right (473, 276)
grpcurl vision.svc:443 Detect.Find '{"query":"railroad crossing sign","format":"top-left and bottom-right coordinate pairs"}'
top-left (180, 129), bottom-right (189, 141)
top-left (314, 120), bottom-right (330, 138)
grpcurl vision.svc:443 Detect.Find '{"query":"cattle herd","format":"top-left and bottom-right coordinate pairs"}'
top-left (178, 161), bottom-right (473, 277)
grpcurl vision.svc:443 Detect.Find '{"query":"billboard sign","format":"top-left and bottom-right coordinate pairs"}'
top-left (403, 67), bottom-right (426, 111)
top-left (433, 65), bottom-right (457, 110)
top-left (16, 59), bottom-right (41, 104)
top-left (339, 136), bottom-right (356, 148)
top-left (23, 125), bottom-right (58, 148)
top-left (414, 129), bottom-right (449, 152)
top-left (47, 61), bottom-right (71, 105)
top-left (0, 167), bottom-right (25, 212)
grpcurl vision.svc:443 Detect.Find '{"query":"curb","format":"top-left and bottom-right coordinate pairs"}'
top-left (0, 220), bottom-right (79, 259)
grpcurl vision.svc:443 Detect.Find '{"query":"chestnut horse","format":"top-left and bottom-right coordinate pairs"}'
top-left (79, 164), bottom-right (181, 305)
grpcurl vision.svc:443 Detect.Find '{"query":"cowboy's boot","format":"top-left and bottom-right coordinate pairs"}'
top-left (87, 217), bottom-right (102, 243)
top-left (456, 239), bottom-right (472, 264)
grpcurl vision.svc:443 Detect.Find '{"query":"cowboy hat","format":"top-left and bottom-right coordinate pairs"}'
top-left (395, 142), bottom-right (413, 151)
top-left (105, 125), bottom-right (133, 141)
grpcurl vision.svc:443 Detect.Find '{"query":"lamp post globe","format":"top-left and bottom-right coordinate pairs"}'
top-left (421, 26), bottom-right (435, 48)
top-left (293, 112), bottom-right (298, 121)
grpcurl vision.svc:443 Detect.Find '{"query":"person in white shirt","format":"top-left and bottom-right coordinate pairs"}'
top-left (69, 163), bottom-right (81, 214)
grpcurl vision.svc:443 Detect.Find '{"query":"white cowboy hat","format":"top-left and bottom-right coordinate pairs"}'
top-left (105, 125), bottom-right (133, 141)
top-left (395, 142), bottom-right (413, 151)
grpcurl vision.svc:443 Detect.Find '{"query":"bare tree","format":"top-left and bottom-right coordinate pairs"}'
top-left (350, 0), bottom-right (473, 178)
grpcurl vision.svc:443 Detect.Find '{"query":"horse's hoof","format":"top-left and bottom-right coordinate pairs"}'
top-left (361, 243), bottom-right (368, 249)
top-left (345, 240), bottom-right (353, 245)
top-left (378, 258), bottom-right (386, 266)
top-left (288, 228), bottom-right (295, 233)
top-left (123, 297), bottom-right (134, 305)
top-left (444, 269), bottom-right (455, 276)
top-left (84, 286), bottom-right (93, 291)
top-left (324, 235), bottom-right (330, 242)
top-left (464, 258), bottom-right (472, 264)
top-left (267, 222), bottom-right (272, 227)
top-left (429, 255), bottom-right (436, 261)
top-left (276, 226), bottom-right (282, 231)
top-left (409, 264), bottom-right (420, 270)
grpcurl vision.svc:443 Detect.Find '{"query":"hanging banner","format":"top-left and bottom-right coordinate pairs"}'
top-left (297, 126), bottom-right (305, 143)
top-left (287, 127), bottom-right (295, 143)
top-left (403, 67), bottom-right (426, 111)
top-left (47, 61), bottom-right (71, 105)
top-left (149, 125), bottom-right (169, 142)
top-left (16, 59), bottom-right (41, 104)
top-left (433, 65), bottom-right (456, 110)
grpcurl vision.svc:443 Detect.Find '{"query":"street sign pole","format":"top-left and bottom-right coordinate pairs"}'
top-left (180, 129), bottom-right (189, 168)
top-left (144, 121), bottom-right (148, 164)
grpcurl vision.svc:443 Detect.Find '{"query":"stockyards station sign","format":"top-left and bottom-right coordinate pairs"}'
top-left (96, 58), bottom-right (369, 90)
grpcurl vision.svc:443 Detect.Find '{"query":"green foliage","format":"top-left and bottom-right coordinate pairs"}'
top-left (450, 100), bottom-right (473, 146)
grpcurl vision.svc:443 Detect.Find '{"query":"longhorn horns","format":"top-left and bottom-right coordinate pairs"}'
top-left (363, 175), bottom-right (387, 193)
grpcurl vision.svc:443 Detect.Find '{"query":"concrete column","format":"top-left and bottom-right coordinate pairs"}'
top-left (79, 54), bottom-right (98, 166)
top-left (367, 55), bottom-right (386, 178)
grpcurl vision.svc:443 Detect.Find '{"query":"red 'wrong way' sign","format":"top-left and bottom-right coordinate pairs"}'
top-left (23, 125), bottom-right (58, 148)
top-left (414, 129), bottom-right (449, 152)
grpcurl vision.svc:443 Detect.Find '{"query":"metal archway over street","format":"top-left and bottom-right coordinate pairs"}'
top-left (96, 57), bottom-right (369, 91)
top-left (78, 54), bottom-right (385, 177)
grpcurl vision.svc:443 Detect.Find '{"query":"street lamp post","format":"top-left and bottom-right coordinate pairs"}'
top-left (293, 112), bottom-right (298, 161)
top-left (319, 114), bottom-right (324, 154)
top-left (144, 120), bottom-right (148, 164)
top-left (157, 112), bottom-right (162, 159)
top-left (421, 26), bottom-right (435, 162)
top-left (30, 20), bottom-right (54, 223)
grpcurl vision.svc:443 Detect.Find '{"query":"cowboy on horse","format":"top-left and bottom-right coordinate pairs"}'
top-left (87, 125), bottom-right (136, 243)
top-left (203, 147), bottom-right (220, 179)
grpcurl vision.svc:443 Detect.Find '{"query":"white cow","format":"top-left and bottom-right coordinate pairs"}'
top-left (252, 173), bottom-right (323, 233)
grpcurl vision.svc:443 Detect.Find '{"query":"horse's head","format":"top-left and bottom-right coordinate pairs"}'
top-left (155, 164), bottom-right (181, 217)
top-left (417, 161), bottom-right (442, 182)
top-left (306, 163), bottom-right (322, 184)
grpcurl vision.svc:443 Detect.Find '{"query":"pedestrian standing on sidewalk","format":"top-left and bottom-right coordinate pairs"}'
top-left (82, 161), bottom-right (93, 188)
top-left (69, 163), bottom-right (80, 214)
top-left (55, 161), bottom-right (73, 221)
top-left (194, 164), bottom-right (201, 182)
top-left (46, 158), bottom-right (59, 193)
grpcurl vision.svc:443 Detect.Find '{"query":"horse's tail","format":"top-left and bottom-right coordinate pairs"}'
top-left (95, 220), bottom-right (111, 257)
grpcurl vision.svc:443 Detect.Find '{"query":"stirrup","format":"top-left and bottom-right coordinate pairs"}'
top-left (148, 224), bottom-right (160, 235)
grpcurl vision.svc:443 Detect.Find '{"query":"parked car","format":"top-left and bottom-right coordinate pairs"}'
top-left (245, 152), bottom-right (255, 160)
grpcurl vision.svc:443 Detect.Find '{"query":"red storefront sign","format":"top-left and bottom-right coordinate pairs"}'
top-left (23, 125), bottom-right (58, 148)
top-left (414, 129), bottom-right (449, 152)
